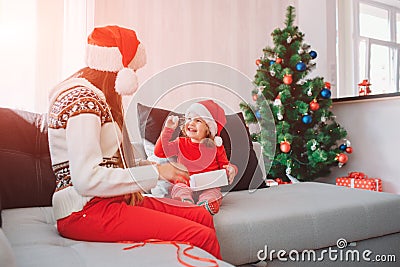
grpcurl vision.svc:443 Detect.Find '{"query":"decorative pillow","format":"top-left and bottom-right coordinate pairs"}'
top-left (137, 103), bottom-right (182, 145)
top-left (142, 139), bottom-right (176, 164)
top-left (0, 108), bottom-right (55, 210)
top-left (137, 103), bottom-right (266, 191)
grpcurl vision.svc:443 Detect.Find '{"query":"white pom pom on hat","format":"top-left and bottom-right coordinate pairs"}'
top-left (115, 68), bottom-right (138, 95)
top-left (214, 136), bottom-right (223, 147)
top-left (85, 25), bottom-right (147, 96)
top-left (185, 100), bottom-right (227, 147)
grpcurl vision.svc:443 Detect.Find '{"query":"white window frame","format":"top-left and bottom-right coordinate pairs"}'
top-left (353, 0), bottom-right (400, 95)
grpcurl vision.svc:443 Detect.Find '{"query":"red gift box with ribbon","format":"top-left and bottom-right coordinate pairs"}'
top-left (336, 172), bottom-right (382, 192)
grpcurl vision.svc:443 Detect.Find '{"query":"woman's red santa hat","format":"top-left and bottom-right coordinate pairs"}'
top-left (85, 25), bottom-right (146, 95)
top-left (185, 100), bottom-right (227, 147)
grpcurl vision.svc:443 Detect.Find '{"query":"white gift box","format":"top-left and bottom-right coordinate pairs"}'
top-left (189, 169), bottom-right (229, 191)
top-left (265, 179), bottom-right (279, 187)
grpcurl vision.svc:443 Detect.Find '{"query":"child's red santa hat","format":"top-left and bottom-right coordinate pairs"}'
top-left (85, 25), bottom-right (146, 95)
top-left (185, 100), bottom-right (226, 147)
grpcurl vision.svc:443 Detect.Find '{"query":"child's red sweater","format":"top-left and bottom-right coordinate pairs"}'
top-left (154, 127), bottom-right (232, 175)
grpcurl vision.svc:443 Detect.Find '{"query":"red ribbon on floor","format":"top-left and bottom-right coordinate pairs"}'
top-left (122, 239), bottom-right (219, 267)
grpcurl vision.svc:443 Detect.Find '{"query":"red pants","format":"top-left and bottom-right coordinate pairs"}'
top-left (57, 196), bottom-right (221, 259)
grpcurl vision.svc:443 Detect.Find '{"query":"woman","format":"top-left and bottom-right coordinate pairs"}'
top-left (47, 25), bottom-right (221, 259)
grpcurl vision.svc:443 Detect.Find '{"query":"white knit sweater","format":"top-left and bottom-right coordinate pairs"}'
top-left (48, 78), bottom-right (158, 220)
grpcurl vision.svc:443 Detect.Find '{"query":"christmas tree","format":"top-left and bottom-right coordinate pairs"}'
top-left (240, 6), bottom-right (352, 182)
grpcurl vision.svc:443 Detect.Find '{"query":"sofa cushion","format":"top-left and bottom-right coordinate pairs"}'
top-left (137, 103), bottom-right (266, 191)
top-left (2, 207), bottom-right (233, 267)
top-left (0, 228), bottom-right (16, 267)
top-left (0, 108), bottom-right (55, 209)
top-left (214, 182), bottom-right (400, 265)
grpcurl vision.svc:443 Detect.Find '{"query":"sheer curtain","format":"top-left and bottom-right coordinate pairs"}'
top-left (36, 0), bottom-right (94, 113)
top-left (0, 0), bottom-right (94, 113)
top-left (0, 0), bottom-right (37, 111)
top-left (62, 0), bottom-right (95, 79)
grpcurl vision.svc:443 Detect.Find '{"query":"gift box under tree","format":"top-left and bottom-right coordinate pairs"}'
top-left (336, 172), bottom-right (382, 192)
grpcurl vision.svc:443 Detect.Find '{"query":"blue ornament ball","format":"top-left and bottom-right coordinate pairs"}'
top-left (309, 50), bottom-right (317, 59)
top-left (296, 62), bottom-right (306, 71)
top-left (269, 60), bottom-right (275, 66)
top-left (302, 114), bottom-right (312, 124)
top-left (320, 88), bottom-right (332, 99)
top-left (339, 144), bottom-right (347, 151)
top-left (255, 110), bottom-right (261, 119)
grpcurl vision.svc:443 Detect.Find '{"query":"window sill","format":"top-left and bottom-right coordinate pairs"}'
top-left (333, 92), bottom-right (400, 104)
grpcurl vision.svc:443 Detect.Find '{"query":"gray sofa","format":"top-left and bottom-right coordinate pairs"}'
top-left (1, 107), bottom-right (400, 267)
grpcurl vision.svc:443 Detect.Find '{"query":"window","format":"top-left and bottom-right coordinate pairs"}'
top-left (355, 0), bottom-right (400, 95)
top-left (359, 3), bottom-right (390, 41)
top-left (397, 12), bottom-right (400, 43)
top-left (336, 0), bottom-right (400, 97)
top-left (0, 0), bottom-right (37, 111)
top-left (0, 0), bottom-right (94, 113)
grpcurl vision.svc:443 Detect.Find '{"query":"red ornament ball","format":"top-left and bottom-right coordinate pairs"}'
top-left (309, 100), bottom-right (320, 111)
top-left (345, 147), bottom-right (353, 154)
top-left (276, 57), bottom-right (282, 64)
top-left (283, 74), bottom-right (293, 85)
top-left (256, 59), bottom-right (262, 66)
top-left (280, 141), bottom-right (291, 153)
top-left (325, 82), bottom-right (331, 89)
top-left (337, 153), bottom-right (348, 163)
top-left (252, 94), bottom-right (258, 101)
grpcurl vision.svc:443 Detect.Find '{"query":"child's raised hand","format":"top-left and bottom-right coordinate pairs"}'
top-left (223, 164), bottom-right (237, 184)
top-left (165, 115), bottom-right (179, 129)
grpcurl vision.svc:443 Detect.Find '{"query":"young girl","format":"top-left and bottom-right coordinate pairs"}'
top-left (154, 100), bottom-right (237, 215)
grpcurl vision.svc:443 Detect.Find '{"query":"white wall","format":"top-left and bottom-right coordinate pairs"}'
top-left (322, 98), bottom-right (400, 194)
top-left (93, 0), bottom-right (294, 109)
top-left (297, 0), bottom-right (337, 95)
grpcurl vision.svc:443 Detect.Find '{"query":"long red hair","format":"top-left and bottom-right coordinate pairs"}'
top-left (70, 67), bottom-right (143, 205)
top-left (71, 67), bottom-right (124, 129)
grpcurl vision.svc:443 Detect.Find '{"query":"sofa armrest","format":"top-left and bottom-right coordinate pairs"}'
top-left (0, 228), bottom-right (16, 267)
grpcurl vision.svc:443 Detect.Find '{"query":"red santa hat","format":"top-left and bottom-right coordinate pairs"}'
top-left (85, 25), bottom-right (146, 96)
top-left (185, 100), bottom-right (226, 147)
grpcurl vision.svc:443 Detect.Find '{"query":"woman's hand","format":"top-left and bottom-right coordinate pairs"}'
top-left (157, 162), bottom-right (190, 185)
top-left (223, 164), bottom-right (237, 184)
top-left (164, 115), bottom-right (179, 130)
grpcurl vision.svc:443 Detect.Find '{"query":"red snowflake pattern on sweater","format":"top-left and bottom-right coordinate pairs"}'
top-left (48, 86), bottom-right (111, 129)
